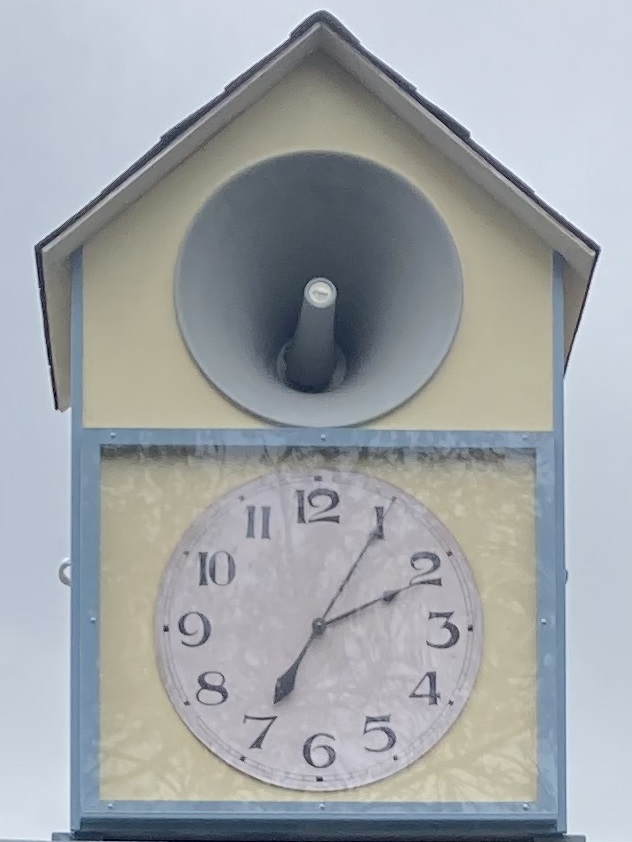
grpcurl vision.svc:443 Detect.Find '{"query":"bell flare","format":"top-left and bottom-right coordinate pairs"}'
top-left (174, 151), bottom-right (463, 427)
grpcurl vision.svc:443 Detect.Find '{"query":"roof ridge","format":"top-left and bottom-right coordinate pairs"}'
top-left (290, 10), bottom-right (361, 44)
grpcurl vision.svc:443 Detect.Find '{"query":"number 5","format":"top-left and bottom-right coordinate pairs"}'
top-left (363, 715), bottom-right (396, 752)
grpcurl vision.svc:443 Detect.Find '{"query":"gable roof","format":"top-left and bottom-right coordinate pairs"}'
top-left (35, 9), bottom-right (600, 411)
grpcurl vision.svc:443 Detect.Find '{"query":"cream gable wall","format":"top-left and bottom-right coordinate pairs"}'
top-left (82, 53), bottom-right (553, 430)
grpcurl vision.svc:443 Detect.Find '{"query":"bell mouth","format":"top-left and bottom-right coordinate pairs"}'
top-left (174, 151), bottom-right (463, 427)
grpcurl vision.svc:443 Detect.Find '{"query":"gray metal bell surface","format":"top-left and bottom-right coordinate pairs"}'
top-left (174, 151), bottom-right (463, 427)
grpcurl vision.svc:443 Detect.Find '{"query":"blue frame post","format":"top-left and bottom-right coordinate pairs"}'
top-left (69, 248), bottom-right (83, 833)
top-left (553, 251), bottom-right (567, 831)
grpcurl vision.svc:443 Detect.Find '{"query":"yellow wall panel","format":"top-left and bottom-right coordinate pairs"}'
top-left (83, 55), bottom-right (553, 430)
top-left (99, 448), bottom-right (537, 803)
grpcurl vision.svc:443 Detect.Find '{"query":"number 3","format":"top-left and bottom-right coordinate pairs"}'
top-left (427, 612), bottom-right (460, 649)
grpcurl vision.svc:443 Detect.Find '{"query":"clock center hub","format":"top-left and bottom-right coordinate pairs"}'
top-left (312, 617), bottom-right (327, 636)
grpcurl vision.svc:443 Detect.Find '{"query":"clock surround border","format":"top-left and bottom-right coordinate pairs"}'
top-left (67, 248), bottom-right (567, 839)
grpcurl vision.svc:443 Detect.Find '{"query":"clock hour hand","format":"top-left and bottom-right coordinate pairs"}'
top-left (273, 645), bottom-right (309, 705)
top-left (273, 618), bottom-right (327, 704)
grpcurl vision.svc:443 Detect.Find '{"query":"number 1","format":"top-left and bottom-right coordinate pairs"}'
top-left (374, 506), bottom-right (385, 539)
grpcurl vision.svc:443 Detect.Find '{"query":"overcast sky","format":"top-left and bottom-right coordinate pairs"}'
top-left (0, 1), bottom-right (629, 840)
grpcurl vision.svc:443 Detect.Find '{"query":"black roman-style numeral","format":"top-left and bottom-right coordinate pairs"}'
top-left (363, 715), bottom-right (396, 751)
top-left (177, 611), bottom-right (211, 647)
top-left (246, 505), bottom-right (271, 539)
top-left (410, 551), bottom-right (442, 586)
top-left (409, 671), bottom-right (440, 704)
top-left (303, 733), bottom-right (336, 767)
top-left (243, 715), bottom-right (278, 748)
top-left (374, 506), bottom-right (385, 539)
top-left (296, 489), bottom-right (340, 524)
top-left (427, 612), bottom-right (460, 649)
top-left (198, 551), bottom-right (236, 586)
top-left (196, 671), bottom-right (228, 705)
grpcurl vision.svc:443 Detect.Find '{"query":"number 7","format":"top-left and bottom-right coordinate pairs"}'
top-left (243, 715), bottom-right (278, 749)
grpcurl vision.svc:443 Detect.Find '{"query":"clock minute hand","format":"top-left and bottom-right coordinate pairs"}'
top-left (325, 579), bottom-right (422, 627)
top-left (320, 496), bottom-right (397, 621)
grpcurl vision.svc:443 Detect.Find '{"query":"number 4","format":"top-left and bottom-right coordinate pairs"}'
top-left (409, 671), bottom-right (440, 704)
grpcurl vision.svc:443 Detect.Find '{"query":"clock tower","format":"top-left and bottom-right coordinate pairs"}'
top-left (35, 10), bottom-right (598, 842)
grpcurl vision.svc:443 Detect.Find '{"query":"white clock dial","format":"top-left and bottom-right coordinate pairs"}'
top-left (155, 469), bottom-right (483, 791)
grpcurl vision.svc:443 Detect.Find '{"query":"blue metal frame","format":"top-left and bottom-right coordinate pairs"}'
top-left (553, 251), bottom-right (567, 831)
top-left (69, 248), bottom-right (568, 840)
top-left (69, 249), bottom-right (83, 833)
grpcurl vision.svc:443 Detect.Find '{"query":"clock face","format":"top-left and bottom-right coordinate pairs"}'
top-left (155, 469), bottom-right (483, 791)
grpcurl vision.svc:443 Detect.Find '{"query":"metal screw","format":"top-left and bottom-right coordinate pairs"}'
top-left (319, 803), bottom-right (325, 811)
top-left (90, 616), bottom-right (96, 624)
top-left (107, 803), bottom-right (114, 810)
top-left (320, 434), bottom-right (326, 442)
top-left (522, 803), bottom-right (529, 811)
top-left (540, 618), bottom-right (548, 625)
top-left (110, 431), bottom-right (116, 439)
top-left (521, 433), bottom-right (528, 441)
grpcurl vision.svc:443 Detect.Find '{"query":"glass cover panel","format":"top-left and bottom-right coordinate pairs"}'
top-left (97, 444), bottom-right (537, 805)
